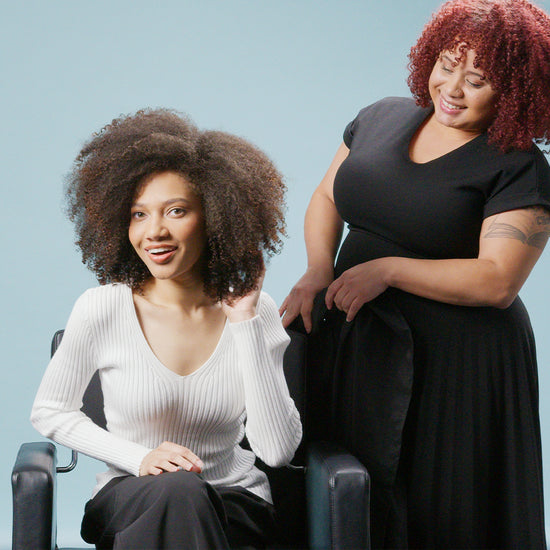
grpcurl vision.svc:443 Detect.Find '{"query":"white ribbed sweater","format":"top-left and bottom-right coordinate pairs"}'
top-left (31, 284), bottom-right (302, 503)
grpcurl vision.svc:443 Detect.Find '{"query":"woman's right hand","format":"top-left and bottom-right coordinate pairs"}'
top-left (139, 441), bottom-right (204, 476)
top-left (279, 266), bottom-right (334, 333)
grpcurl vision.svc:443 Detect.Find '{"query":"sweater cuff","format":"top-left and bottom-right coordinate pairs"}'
top-left (227, 314), bottom-right (264, 346)
top-left (125, 445), bottom-right (152, 477)
top-left (227, 312), bottom-right (260, 328)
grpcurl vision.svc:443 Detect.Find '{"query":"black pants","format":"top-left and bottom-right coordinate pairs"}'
top-left (81, 471), bottom-right (276, 549)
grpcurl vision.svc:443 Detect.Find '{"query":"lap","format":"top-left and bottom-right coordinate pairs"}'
top-left (81, 472), bottom-right (276, 549)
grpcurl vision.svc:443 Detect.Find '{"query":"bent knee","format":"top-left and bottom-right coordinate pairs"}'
top-left (152, 469), bottom-right (205, 488)
top-left (152, 470), bottom-right (210, 501)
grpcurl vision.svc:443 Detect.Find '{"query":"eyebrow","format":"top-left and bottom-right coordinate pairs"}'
top-left (441, 55), bottom-right (486, 79)
top-left (131, 198), bottom-right (193, 208)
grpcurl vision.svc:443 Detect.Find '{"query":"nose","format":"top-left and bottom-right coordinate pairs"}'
top-left (145, 214), bottom-right (170, 240)
top-left (445, 73), bottom-right (464, 98)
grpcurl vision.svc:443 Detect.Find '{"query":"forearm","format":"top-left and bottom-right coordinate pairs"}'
top-left (31, 404), bottom-right (150, 476)
top-left (384, 256), bottom-right (525, 308)
top-left (229, 296), bottom-right (302, 466)
top-left (383, 208), bottom-right (549, 307)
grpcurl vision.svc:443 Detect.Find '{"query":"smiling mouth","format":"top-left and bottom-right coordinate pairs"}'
top-left (145, 246), bottom-right (177, 263)
top-left (440, 97), bottom-right (466, 112)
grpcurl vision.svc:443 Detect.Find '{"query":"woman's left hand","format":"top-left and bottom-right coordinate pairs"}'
top-left (325, 259), bottom-right (390, 322)
top-left (221, 269), bottom-right (265, 323)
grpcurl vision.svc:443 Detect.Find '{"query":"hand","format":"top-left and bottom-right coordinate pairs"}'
top-left (279, 267), bottom-right (334, 333)
top-left (139, 441), bottom-right (204, 476)
top-left (325, 259), bottom-right (389, 322)
top-left (221, 268), bottom-right (265, 323)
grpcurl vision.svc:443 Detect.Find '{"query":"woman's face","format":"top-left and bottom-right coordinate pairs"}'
top-left (428, 47), bottom-right (497, 136)
top-left (129, 171), bottom-right (206, 284)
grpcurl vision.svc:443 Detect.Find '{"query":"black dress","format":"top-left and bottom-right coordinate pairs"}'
top-left (311, 97), bottom-right (550, 549)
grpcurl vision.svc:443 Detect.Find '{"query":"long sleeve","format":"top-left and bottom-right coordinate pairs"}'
top-left (30, 284), bottom-right (301, 502)
top-left (228, 292), bottom-right (302, 467)
top-left (30, 290), bottom-right (150, 477)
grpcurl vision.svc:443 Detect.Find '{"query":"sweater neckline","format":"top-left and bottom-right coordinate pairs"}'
top-left (121, 284), bottom-right (229, 382)
top-left (404, 104), bottom-right (487, 167)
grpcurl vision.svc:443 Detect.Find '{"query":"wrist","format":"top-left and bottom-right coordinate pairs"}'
top-left (306, 263), bottom-right (333, 274)
top-left (381, 256), bottom-right (399, 288)
top-left (305, 264), bottom-right (334, 283)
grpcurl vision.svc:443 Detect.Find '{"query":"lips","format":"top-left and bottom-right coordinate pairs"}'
top-left (145, 245), bottom-right (177, 264)
top-left (440, 96), bottom-right (466, 114)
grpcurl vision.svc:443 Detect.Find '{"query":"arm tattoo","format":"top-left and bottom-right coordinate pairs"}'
top-left (483, 206), bottom-right (550, 250)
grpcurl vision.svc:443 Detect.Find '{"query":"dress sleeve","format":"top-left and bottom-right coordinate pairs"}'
top-left (342, 99), bottom-right (397, 149)
top-left (227, 292), bottom-right (302, 467)
top-left (484, 146), bottom-right (550, 218)
top-left (343, 117), bottom-right (357, 148)
top-left (30, 290), bottom-right (150, 477)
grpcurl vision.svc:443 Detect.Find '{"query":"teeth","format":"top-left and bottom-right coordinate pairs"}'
top-left (442, 97), bottom-right (464, 110)
top-left (148, 248), bottom-right (174, 254)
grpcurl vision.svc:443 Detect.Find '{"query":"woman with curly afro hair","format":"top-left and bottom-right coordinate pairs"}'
top-left (31, 108), bottom-right (302, 549)
top-left (281, 0), bottom-right (550, 548)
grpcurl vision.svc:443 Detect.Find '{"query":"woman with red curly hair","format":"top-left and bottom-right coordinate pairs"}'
top-left (31, 109), bottom-right (302, 549)
top-left (281, 0), bottom-right (550, 547)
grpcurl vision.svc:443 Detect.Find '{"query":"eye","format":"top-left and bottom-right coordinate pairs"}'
top-left (131, 211), bottom-right (146, 220)
top-left (168, 207), bottom-right (187, 217)
top-left (441, 64), bottom-right (453, 73)
top-left (466, 78), bottom-right (484, 89)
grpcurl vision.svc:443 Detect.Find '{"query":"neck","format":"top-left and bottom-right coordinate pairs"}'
top-left (139, 275), bottom-right (214, 312)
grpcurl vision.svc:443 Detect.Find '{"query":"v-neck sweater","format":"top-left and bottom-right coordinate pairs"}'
top-left (31, 284), bottom-right (302, 502)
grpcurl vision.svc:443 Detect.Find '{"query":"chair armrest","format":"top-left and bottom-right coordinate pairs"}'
top-left (12, 442), bottom-right (57, 550)
top-left (306, 441), bottom-right (370, 550)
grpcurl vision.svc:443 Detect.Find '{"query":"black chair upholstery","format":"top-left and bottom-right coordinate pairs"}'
top-left (307, 442), bottom-right (370, 549)
top-left (12, 328), bottom-right (370, 550)
top-left (12, 441), bottom-right (57, 550)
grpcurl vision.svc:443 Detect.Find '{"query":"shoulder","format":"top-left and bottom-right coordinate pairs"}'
top-left (74, 283), bottom-right (132, 324)
top-left (515, 144), bottom-right (549, 174)
top-left (353, 97), bottom-right (420, 122)
top-left (80, 283), bottom-right (131, 305)
top-left (533, 147), bottom-right (550, 189)
top-left (510, 145), bottom-right (550, 197)
top-left (483, 143), bottom-right (550, 216)
top-left (368, 96), bottom-right (418, 111)
top-left (498, 144), bottom-right (550, 186)
top-left (84, 282), bottom-right (130, 296)
top-left (344, 97), bottom-right (425, 147)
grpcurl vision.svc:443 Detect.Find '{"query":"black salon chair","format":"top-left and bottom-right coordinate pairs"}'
top-left (12, 328), bottom-right (370, 550)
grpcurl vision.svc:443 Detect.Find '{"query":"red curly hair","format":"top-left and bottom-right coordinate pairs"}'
top-left (408, 0), bottom-right (550, 152)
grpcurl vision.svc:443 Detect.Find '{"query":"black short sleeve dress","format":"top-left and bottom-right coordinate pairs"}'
top-left (327, 97), bottom-right (550, 549)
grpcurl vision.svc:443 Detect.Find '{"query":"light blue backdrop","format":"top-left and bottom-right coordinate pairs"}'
top-left (3, 1), bottom-right (550, 547)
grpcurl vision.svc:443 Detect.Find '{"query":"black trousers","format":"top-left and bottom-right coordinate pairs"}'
top-left (81, 471), bottom-right (277, 550)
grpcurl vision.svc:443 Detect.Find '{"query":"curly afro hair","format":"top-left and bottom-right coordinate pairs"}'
top-left (65, 108), bottom-right (286, 301)
top-left (408, 0), bottom-right (550, 152)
